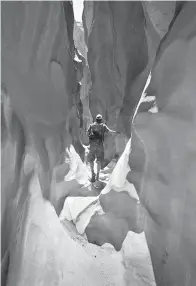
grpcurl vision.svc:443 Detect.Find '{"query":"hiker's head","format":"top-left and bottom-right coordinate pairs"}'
top-left (96, 114), bottom-right (102, 123)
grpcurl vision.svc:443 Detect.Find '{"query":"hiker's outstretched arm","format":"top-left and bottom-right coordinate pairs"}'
top-left (109, 129), bottom-right (117, 133)
top-left (104, 125), bottom-right (118, 134)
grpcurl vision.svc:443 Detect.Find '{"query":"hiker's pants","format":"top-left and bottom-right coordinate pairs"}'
top-left (87, 142), bottom-right (104, 163)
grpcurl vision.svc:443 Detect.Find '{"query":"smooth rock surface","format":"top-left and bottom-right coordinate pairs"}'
top-left (2, 1), bottom-right (196, 286)
top-left (1, 1), bottom-right (84, 200)
top-left (1, 2), bottom-right (86, 285)
top-left (129, 2), bottom-right (196, 285)
top-left (83, 0), bottom-right (149, 156)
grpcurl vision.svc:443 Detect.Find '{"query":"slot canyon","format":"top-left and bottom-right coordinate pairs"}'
top-left (1, 1), bottom-right (196, 285)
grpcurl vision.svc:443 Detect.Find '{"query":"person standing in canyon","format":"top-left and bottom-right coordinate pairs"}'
top-left (87, 114), bottom-right (119, 182)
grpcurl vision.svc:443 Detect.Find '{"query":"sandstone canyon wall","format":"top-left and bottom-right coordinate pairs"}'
top-left (1, 1), bottom-right (196, 286)
top-left (82, 1), bottom-right (175, 166)
top-left (83, 1), bottom-right (147, 166)
top-left (1, 1), bottom-right (85, 285)
top-left (83, 1), bottom-right (148, 131)
top-left (73, 21), bottom-right (93, 144)
top-left (129, 2), bottom-right (196, 285)
top-left (82, 1), bottom-right (196, 285)
top-left (1, 0), bottom-right (85, 199)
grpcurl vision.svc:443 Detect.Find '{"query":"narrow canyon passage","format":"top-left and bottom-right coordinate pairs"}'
top-left (1, 1), bottom-right (196, 286)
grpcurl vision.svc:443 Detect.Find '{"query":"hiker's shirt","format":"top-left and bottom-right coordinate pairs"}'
top-left (87, 122), bottom-right (110, 147)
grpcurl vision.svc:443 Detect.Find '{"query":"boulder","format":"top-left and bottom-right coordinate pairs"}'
top-left (84, 138), bottom-right (143, 250)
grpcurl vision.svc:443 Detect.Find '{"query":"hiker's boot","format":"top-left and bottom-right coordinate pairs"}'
top-left (91, 173), bottom-right (96, 183)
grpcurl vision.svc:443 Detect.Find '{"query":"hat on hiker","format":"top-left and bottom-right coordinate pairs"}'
top-left (96, 114), bottom-right (102, 122)
top-left (96, 114), bottom-right (102, 120)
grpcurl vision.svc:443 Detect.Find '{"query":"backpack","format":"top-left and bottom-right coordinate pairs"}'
top-left (88, 123), bottom-right (104, 143)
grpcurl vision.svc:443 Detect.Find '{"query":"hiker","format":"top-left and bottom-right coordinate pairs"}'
top-left (87, 114), bottom-right (119, 182)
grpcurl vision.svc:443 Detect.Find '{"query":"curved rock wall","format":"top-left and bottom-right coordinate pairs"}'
top-left (74, 21), bottom-right (86, 58)
top-left (84, 1), bottom-right (148, 132)
top-left (80, 1), bottom-right (196, 285)
top-left (1, 2), bottom-right (85, 285)
top-left (83, 1), bottom-right (175, 166)
top-left (83, 1), bottom-right (150, 165)
top-left (2, 1), bottom-right (196, 286)
top-left (129, 2), bottom-right (196, 285)
top-left (1, 1), bottom-right (83, 198)
top-left (144, 1), bottom-right (176, 38)
top-left (73, 21), bottom-right (93, 144)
